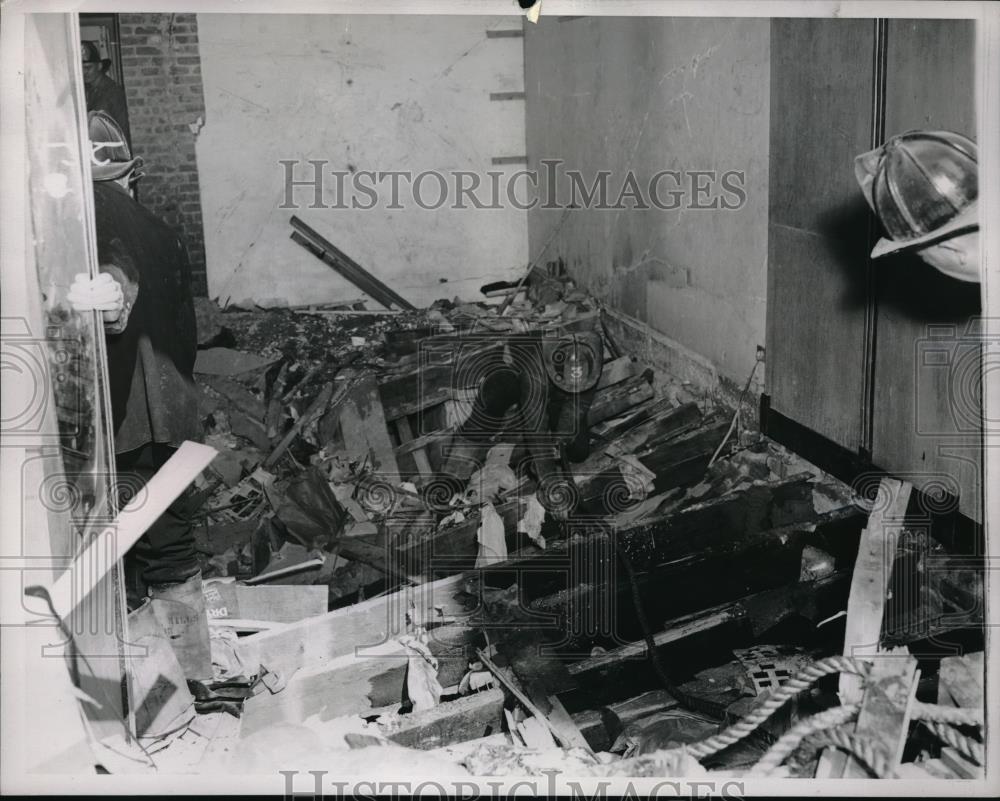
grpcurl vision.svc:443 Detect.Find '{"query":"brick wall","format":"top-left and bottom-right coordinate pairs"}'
top-left (119, 13), bottom-right (208, 295)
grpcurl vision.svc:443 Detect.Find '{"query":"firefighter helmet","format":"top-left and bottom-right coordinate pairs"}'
top-left (87, 110), bottom-right (142, 182)
top-left (854, 130), bottom-right (978, 259)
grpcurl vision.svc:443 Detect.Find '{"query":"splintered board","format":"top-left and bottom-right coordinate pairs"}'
top-left (20, 13), bottom-right (131, 742)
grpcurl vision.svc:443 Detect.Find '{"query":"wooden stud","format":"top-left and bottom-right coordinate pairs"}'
top-left (839, 477), bottom-right (913, 703)
top-left (395, 416), bottom-right (433, 476)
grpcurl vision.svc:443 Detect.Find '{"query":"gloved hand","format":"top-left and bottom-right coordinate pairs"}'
top-left (67, 272), bottom-right (124, 323)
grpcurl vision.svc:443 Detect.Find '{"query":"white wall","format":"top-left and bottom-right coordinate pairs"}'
top-left (525, 17), bottom-right (769, 392)
top-left (196, 14), bottom-right (527, 308)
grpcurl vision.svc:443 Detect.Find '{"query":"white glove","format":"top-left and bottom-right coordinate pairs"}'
top-left (67, 272), bottom-right (124, 323)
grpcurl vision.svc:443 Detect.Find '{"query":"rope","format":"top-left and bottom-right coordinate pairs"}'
top-left (748, 703), bottom-right (860, 776)
top-left (681, 649), bottom-right (984, 775)
top-left (742, 698), bottom-right (983, 776)
top-left (805, 725), bottom-right (895, 778)
top-left (912, 701), bottom-right (983, 727)
top-left (686, 655), bottom-right (870, 759)
top-left (922, 720), bottom-right (984, 765)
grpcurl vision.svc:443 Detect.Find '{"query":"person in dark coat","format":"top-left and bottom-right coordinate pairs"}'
top-left (81, 41), bottom-right (131, 147)
top-left (68, 111), bottom-right (210, 680)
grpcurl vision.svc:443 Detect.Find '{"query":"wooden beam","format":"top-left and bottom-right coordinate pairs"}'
top-left (570, 690), bottom-right (679, 752)
top-left (634, 418), bottom-right (730, 493)
top-left (839, 477), bottom-right (913, 703)
top-left (937, 651), bottom-right (984, 708)
top-left (594, 355), bottom-right (637, 391)
top-left (817, 654), bottom-right (919, 778)
top-left (236, 572), bottom-right (473, 677)
top-left (600, 399), bottom-right (702, 449)
top-left (476, 649), bottom-right (593, 754)
top-left (395, 416), bottom-right (433, 476)
top-left (241, 623), bottom-right (479, 736)
top-left (395, 425), bottom-right (455, 457)
top-left (588, 375), bottom-right (655, 426)
top-left (568, 572), bottom-right (850, 680)
top-left (290, 218), bottom-right (416, 310)
top-left (381, 688), bottom-right (505, 750)
top-left (263, 380), bottom-right (335, 469)
top-left (339, 374), bottom-right (401, 477)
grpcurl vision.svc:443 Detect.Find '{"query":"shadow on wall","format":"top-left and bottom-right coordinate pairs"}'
top-left (817, 197), bottom-right (873, 315)
top-left (818, 198), bottom-right (981, 321)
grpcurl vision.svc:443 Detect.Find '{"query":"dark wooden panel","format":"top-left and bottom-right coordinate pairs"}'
top-left (872, 19), bottom-right (981, 521)
top-left (768, 19), bottom-right (875, 232)
top-left (767, 225), bottom-right (869, 449)
top-left (766, 18), bottom-right (874, 450)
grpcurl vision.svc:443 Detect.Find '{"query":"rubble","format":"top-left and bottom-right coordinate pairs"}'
top-left (118, 277), bottom-right (983, 781)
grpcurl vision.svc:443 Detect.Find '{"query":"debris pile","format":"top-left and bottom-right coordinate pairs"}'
top-left (125, 269), bottom-right (983, 782)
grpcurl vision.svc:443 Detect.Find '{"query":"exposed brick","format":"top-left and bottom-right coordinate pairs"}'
top-left (120, 12), bottom-right (208, 296)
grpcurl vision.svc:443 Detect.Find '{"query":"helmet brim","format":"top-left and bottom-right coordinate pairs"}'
top-left (92, 156), bottom-right (143, 182)
top-left (870, 201), bottom-right (979, 259)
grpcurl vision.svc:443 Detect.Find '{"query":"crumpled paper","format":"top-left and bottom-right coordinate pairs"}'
top-left (398, 626), bottom-right (442, 712)
top-left (517, 492), bottom-right (547, 549)
top-left (475, 501), bottom-right (507, 567)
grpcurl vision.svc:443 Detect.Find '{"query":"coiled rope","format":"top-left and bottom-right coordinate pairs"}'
top-left (804, 726), bottom-right (895, 778)
top-left (921, 720), bottom-right (984, 765)
top-left (747, 703), bottom-right (860, 776)
top-left (679, 654), bottom-right (984, 777)
top-left (685, 655), bottom-right (870, 759)
top-left (912, 701), bottom-right (983, 727)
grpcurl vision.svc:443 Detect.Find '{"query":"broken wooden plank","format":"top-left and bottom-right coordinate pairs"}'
top-left (570, 690), bottom-right (680, 752)
top-left (818, 654), bottom-right (919, 778)
top-left (395, 416), bottom-right (433, 476)
top-left (395, 425), bottom-right (455, 457)
top-left (379, 363), bottom-right (464, 422)
top-left (290, 217), bottom-right (416, 310)
top-left (339, 373), bottom-right (402, 476)
top-left (243, 557), bottom-right (326, 585)
top-left (569, 609), bottom-right (740, 679)
top-left (203, 582), bottom-right (328, 624)
top-left (337, 533), bottom-right (424, 585)
top-left (476, 648), bottom-right (593, 754)
top-left (265, 362), bottom-right (290, 440)
top-left (544, 695), bottom-right (593, 752)
top-left (594, 355), bottom-right (637, 391)
top-left (236, 572), bottom-right (474, 677)
top-left (568, 572), bottom-right (849, 680)
top-left (263, 380), bottom-right (334, 469)
top-left (240, 623), bottom-right (478, 735)
top-left (638, 418), bottom-right (730, 493)
top-left (381, 688), bottom-right (505, 750)
top-left (588, 374), bottom-right (656, 426)
top-left (601, 400), bottom-right (702, 453)
top-left (937, 651), bottom-right (984, 708)
top-left (839, 477), bottom-right (913, 704)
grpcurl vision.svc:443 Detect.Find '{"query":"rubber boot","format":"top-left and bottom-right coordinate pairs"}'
top-left (148, 570), bottom-right (213, 682)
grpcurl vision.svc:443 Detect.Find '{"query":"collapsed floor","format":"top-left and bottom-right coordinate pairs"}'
top-left (109, 273), bottom-right (985, 779)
